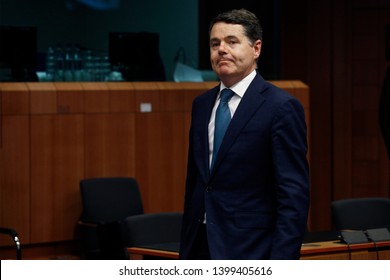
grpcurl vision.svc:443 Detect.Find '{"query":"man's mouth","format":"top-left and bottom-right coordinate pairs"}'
top-left (217, 59), bottom-right (232, 65)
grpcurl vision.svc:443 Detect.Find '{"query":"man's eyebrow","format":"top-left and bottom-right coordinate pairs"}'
top-left (226, 35), bottom-right (239, 40)
top-left (210, 35), bottom-right (239, 42)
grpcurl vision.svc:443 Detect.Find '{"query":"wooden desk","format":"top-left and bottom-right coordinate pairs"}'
top-left (128, 240), bottom-right (390, 260)
top-left (300, 240), bottom-right (390, 260)
top-left (128, 247), bottom-right (179, 260)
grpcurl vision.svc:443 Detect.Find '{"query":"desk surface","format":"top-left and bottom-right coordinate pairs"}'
top-left (128, 240), bottom-right (390, 260)
top-left (128, 247), bottom-right (180, 260)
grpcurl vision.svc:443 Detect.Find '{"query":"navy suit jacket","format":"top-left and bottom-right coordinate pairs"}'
top-left (179, 73), bottom-right (310, 259)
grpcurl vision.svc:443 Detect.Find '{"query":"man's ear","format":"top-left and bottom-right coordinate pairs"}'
top-left (253, 39), bottom-right (262, 59)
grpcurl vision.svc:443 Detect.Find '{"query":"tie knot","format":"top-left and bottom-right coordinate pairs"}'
top-left (220, 88), bottom-right (235, 103)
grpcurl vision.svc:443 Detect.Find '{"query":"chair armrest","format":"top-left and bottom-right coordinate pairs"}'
top-left (0, 227), bottom-right (22, 260)
top-left (0, 227), bottom-right (18, 238)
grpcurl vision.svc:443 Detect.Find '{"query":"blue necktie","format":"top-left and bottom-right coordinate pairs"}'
top-left (211, 88), bottom-right (235, 170)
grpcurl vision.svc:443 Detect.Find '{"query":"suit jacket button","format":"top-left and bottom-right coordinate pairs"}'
top-left (206, 186), bottom-right (212, 192)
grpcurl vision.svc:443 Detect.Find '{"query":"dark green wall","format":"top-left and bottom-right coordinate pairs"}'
top-left (0, 0), bottom-right (198, 80)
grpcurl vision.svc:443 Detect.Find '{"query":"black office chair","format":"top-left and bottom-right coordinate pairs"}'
top-left (123, 212), bottom-right (182, 258)
top-left (0, 227), bottom-right (22, 260)
top-left (78, 177), bottom-right (144, 260)
top-left (331, 197), bottom-right (390, 231)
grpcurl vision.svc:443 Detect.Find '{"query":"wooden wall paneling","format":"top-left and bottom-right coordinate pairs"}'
top-left (305, 0), bottom-right (333, 231)
top-left (135, 111), bottom-right (186, 213)
top-left (156, 82), bottom-right (185, 112)
top-left (352, 135), bottom-right (379, 161)
top-left (134, 83), bottom-right (186, 213)
top-left (280, 0), bottom-right (324, 227)
top-left (270, 80), bottom-right (294, 91)
top-left (280, 0), bottom-right (308, 81)
top-left (84, 82), bottom-right (136, 178)
top-left (280, 0), bottom-right (332, 230)
top-left (27, 83), bottom-right (57, 114)
top-left (330, 1), bottom-right (390, 202)
top-left (0, 116), bottom-right (30, 246)
top-left (133, 82), bottom-right (159, 210)
top-left (133, 82), bottom-right (160, 113)
top-left (84, 113), bottom-right (136, 178)
top-left (54, 82), bottom-right (84, 114)
top-left (352, 161), bottom-right (380, 196)
top-left (0, 83), bottom-right (30, 115)
top-left (155, 82), bottom-right (189, 211)
top-left (379, 9), bottom-right (390, 197)
top-left (0, 84), bottom-right (1, 149)
top-left (379, 10), bottom-right (390, 196)
top-left (350, 6), bottom-right (384, 198)
top-left (30, 114), bottom-right (84, 243)
top-left (332, 0), bottom-right (353, 201)
top-left (352, 106), bottom-right (381, 197)
top-left (106, 82), bottom-right (136, 113)
top-left (81, 82), bottom-right (109, 113)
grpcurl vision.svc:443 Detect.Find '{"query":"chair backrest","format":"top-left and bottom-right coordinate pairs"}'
top-left (80, 177), bottom-right (144, 224)
top-left (123, 212), bottom-right (183, 247)
top-left (331, 197), bottom-right (390, 231)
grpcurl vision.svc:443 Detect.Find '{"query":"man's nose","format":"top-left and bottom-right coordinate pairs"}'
top-left (218, 41), bottom-right (228, 54)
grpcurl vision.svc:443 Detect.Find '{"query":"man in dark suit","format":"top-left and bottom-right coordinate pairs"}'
top-left (179, 8), bottom-right (310, 260)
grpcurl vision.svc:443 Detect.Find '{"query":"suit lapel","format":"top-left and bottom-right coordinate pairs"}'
top-left (210, 74), bottom-right (267, 174)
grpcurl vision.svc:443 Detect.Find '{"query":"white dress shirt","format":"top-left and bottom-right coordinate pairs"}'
top-left (208, 70), bottom-right (257, 167)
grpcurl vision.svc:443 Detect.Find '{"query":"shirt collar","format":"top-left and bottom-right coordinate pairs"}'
top-left (219, 69), bottom-right (257, 98)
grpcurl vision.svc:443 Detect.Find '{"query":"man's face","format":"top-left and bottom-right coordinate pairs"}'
top-left (209, 22), bottom-right (261, 87)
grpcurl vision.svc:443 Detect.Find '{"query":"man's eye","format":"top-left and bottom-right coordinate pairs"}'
top-left (211, 42), bottom-right (219, 48)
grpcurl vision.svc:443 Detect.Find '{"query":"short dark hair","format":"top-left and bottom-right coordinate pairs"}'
top-left (209, 8), bottom-right (263, 44)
